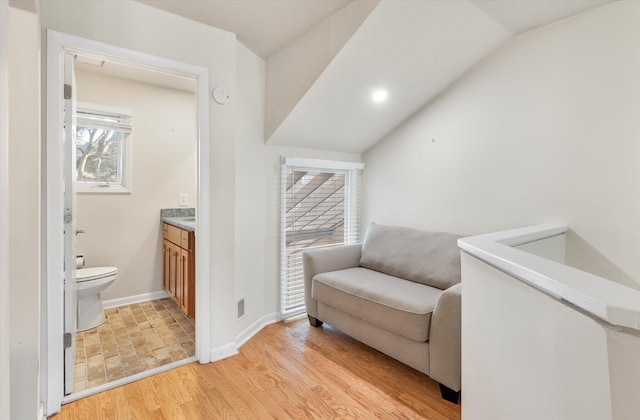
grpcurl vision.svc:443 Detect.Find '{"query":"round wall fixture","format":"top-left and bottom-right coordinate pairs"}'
top-left (212, 86), bottom-right (231, 105)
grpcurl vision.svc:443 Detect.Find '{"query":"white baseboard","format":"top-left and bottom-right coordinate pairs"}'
top-left (102, 290), bottom-right (169, 309)
top-left (210, 343), bottom-right (239, 362)
top-left (209, 312), bottom-right (280, 363)
top-left (236, 312), bottom-right (280, 349)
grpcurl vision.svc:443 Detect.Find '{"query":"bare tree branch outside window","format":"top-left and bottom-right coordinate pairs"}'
top-left (75, 106), bottom-right (132, 189)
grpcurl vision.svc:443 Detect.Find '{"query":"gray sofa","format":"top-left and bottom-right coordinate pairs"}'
top-left (303, 223), bottom-right (462, 403)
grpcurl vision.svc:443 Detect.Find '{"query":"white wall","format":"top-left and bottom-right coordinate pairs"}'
top-left (363, 1), bottom-right (640, 289)
top-left (0, 2), bottom-right (10, 418)
top-left (39, 0), bottom-right (239, 354)
top-left (235, 42), bottom-right (268, 330)
top-left (8, 6), bottom-right (40, 420)
top-left (75, 70), bottom-right (196, 301)
top-left (234, 41), bottom-right (362, 336)
top-left (37, 4), bottom-right (361, 413)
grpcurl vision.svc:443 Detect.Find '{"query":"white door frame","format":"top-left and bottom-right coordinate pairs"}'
top-left (0, 2), bottom-right (10, 419)
top-left (44, 30), bottom-right (211, 416)
top-left (62, 52), bottom-right (78, 396)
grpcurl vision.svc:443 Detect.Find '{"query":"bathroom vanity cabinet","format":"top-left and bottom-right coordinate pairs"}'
top-left (162, 223), bottom-right (195, 317)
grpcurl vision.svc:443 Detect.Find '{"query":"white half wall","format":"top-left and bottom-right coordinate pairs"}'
top-left (462, 251), bottom-right (612, 419)
top-left (74, 69), bottom-right (196, 301)
top-left (362, 1), bottom-right (640, 288)
top-left (459, 225), bottom-right (640, 419)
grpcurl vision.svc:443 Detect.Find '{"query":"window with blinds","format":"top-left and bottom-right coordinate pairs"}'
top-left (75, 103), bottom-right (133, 193)
top-left (280, 158), bottom-right (363, 319)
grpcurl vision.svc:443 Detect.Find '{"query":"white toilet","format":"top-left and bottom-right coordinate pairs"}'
top-left (76, 266), bottom-right (117, 331)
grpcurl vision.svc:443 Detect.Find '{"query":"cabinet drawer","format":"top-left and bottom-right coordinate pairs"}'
top-left (179, 230), bottom-right (190, 250)
top-left (166, 223), bottom-right (193, 250)
top-left (166, 224), bottom-right (181, 245)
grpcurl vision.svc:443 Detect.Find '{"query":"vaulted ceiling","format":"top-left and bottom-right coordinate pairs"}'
top-left (136, 0), bottom-right (352, 58)
top-left (137, 0), bottom-right (613, 154)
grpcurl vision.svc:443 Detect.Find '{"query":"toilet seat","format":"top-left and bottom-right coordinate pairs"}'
top-left (77, 266), bottom-right (117, 283)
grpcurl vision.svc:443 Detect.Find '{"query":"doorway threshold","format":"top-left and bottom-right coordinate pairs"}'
top-left (61, 356), bottom-right (197, 405)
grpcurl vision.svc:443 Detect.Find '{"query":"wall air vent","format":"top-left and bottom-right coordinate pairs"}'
top-left (237, 298), bottom-right (245, 319)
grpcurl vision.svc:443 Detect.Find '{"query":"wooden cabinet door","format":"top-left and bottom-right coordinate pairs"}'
top-left (176, 247), bottom-right (184, 310)
top-left (179, 248), bottom-right (189, 315)
top-left (162, 225), bottom-right (195, 316)
top-left (162, 239), bottom-right (170, 292)
top-left (168, 241), bottom-right (178, 304)
top-left (187, 249), bottom-right (195, 317)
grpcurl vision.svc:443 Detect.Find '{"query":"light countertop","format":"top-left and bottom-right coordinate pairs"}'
top-left (160, 208), bottom-right (196, 232)
top-left (161, 216), bottom-right (196, 232)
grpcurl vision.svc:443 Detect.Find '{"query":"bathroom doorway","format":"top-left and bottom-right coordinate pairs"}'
top-left (45, 31), bottom-right (212, 414)
top-left (71, 55), bottom-right (197, 393)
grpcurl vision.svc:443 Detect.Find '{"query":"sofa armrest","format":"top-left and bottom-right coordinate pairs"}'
top-left (302, 243), bottom-right (362, 318)
top-left (429, 282), bottom-right (461, 391)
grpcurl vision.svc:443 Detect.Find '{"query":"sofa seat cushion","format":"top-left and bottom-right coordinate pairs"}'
top-left (312, 267), bottom-right (442, 342)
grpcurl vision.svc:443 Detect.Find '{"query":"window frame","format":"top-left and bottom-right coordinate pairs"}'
top-left (279, 157), bottom-right (364, 319)
top-left (75, 102), bottom-right (133, 194)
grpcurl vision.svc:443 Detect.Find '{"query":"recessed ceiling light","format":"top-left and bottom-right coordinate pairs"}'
top-left (372, 89), bottom-right (388, 103)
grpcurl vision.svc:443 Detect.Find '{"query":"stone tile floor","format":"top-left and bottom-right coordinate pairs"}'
top-left (73, 298), bottom-right (195, 393)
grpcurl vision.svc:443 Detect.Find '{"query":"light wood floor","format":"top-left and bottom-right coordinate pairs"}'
top-left (52, 318), bottom-right (461, 419)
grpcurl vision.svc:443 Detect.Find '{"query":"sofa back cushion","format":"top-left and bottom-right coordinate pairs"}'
top-left (359, 223), bottom-right (463, 290)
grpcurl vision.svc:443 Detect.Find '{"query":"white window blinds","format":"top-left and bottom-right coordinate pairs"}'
top-left (76, 107), bottom-right (133, 133)
top-left (280, 158), bottom-right (364, 319)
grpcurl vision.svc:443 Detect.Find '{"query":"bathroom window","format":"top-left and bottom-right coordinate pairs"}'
top-left (280, 158), bottom-right (364, 319)
top-left (75, 103), bottom-right (133, 193)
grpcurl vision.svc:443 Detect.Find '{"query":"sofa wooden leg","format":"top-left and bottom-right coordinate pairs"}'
top-left (308, 315), bottom-right (323, 328)
top-left (439, 384), bottom-right (460, 404)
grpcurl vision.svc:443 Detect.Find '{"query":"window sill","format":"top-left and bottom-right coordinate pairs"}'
top-left (77, 184), bottom-right (131, 194)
